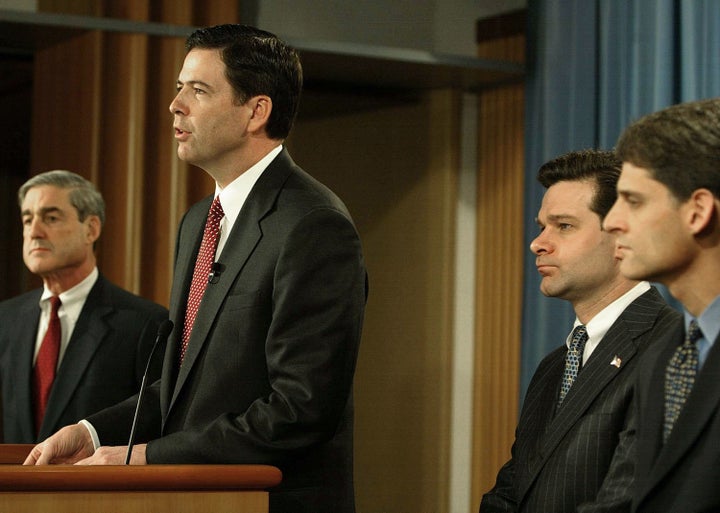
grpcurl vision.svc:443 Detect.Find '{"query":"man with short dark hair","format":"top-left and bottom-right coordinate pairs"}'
top-left (604, 97), bottom-right (720, 513)
top-left (481, 150), bottom-right (680, 513)
top-left (25, 25), bottom-right (367, 513)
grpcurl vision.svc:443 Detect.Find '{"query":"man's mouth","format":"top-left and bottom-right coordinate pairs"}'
top-left (174, 127), bottom-right (191, 140)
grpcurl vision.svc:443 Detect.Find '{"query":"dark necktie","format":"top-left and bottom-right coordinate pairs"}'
top-left (558, 325), bottom-right (588, 406)
top-left (180, 197), bottom-right (224, 364)
top-left (32, 295), bottom-right (62, 433)
top-left (663, 319), bottom-right (701, 442)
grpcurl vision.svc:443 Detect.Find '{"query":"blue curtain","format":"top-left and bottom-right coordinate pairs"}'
top-left (520, 0), bottom-right (720, 400)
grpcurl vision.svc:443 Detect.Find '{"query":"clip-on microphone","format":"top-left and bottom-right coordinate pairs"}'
top-left (208, 262), bottom-right (224, 284)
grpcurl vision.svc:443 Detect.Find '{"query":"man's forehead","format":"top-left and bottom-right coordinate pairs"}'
top-left (179, 49), bottom-right (225, 80)
top-left (22, 186), bottom-right (71, 208)
top-left (620, 161), bottom-right (651, 179)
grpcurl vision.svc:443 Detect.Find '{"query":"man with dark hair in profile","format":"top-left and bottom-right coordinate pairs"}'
top-left (604, 97), bottom-right (720, 513)
top-left (481, 150), bottom-right (680, 513)
top-left (24, 25), bottom-right (367, 513)
top-left (0, 170), bottom-right (167, 443)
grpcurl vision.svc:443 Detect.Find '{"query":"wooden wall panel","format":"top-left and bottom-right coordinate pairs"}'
top-left (144, 0), bottom-right (198, 304)
top-left (29, 0), bottom-right (239, 306)
top-left (30, 32), bottom-right (101, 177)
top-left (99, 29), bottom-right (149, 292)
top-left (288, 89), bottom-right (459, 513)
top-left (472, 24), bottom-right (526, 510)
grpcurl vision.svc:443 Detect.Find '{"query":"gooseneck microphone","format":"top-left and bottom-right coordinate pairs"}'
top-left (125, 319), bottom-right (173, 465)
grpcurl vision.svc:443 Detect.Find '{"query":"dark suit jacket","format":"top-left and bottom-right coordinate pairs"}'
top-left (88, 149), bottom-right (367, 513)
top-left (632, 318), bottom-right (720, 513)
top-left (0, 274), bottom-right (168, 442)
top-left (481, 288), bottom-right (681, 513)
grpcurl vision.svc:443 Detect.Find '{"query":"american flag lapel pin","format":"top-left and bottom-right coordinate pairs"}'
top-left (610, 355), bottom-right (622, 368)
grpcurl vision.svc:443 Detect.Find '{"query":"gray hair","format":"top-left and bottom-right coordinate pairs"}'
top-left (18, 170), bottom-right (106, 226)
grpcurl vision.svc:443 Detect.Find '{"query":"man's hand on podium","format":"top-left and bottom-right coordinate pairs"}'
top-left (23, 423), bottom-right (96, 465)
top-left (78, 444), bottom-right (147, 465)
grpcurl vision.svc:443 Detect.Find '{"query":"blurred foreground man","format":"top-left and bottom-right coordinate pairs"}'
top-left (604, 97), bottom-right (720, 513)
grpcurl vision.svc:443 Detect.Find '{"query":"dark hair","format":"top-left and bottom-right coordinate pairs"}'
top-left (616, 97), bottom-right (720, 201)
top-left (185, 24), bottom-right (302, 140)
top-left (537, 149), bottom-right (622, 220)
top-left (18, 169), bottom-right (105, 226)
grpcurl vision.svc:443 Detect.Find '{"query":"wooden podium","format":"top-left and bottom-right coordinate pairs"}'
top-left (0, 445), bottom-right (282, 513)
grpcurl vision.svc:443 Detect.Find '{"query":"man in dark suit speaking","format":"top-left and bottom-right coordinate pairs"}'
top-left (0, 170), bottom-right (167, 443)
top-left (480, 150), bottom-right (680, 513)
top-left (24, 25), bottom-right (367, 513)
top-left (604, 98), bottom-right (720, 513)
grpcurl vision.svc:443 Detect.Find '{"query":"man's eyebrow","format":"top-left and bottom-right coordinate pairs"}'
top-left (617, 189), bottom-right (639, 197)
top-left (177, 79), bottom-right (214, 91)
top-left (546, 213), bottom-right (579, 222)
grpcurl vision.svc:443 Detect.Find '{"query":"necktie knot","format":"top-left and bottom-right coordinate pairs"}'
top-left (49, 295), bottom-right (62, 314)
top-left (569, 325), bottom-right (588, 353)
top-left (686, 319), bottom-right (702, 345)
top-left (209, 196), bottom-right (224, 222)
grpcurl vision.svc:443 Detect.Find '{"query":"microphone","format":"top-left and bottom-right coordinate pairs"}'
top-left (125, 319), bottom-right (173, 465)
top-left (208, 262), bottom-right (224, 284)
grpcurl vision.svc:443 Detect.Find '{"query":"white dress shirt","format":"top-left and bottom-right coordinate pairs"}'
top-left (35, 267), bottom-right (99, 368)
top-left (568, 281), bottom-right (651, 365)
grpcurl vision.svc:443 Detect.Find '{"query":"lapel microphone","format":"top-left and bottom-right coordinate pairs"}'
top-left (125, 319), bottom-right (174, 465)
top-left (208, 262), bottom-right (224, 284)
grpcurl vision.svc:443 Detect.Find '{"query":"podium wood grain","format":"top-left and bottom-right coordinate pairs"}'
top-left (0, 445), bottom-right (281, 513)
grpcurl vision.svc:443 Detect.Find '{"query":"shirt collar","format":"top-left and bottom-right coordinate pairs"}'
top-left (569, 281), bottom-right (651, 348)
top-left (214, 144), bottom-right (283, 229)
top-left (686, 294), bottom-right (720, 348)
top-left (40, 267), bottom-right (99, 322)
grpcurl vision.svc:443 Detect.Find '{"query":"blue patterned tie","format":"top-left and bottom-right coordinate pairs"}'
top-left (663, 320), bottom-right (701, 442)
top-left (558, 325), bottom-right (588, 406)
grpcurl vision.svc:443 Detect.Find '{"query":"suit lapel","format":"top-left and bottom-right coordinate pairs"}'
top-left (160, 195), bottom-right (209, 421)
top-left (515, 349), bottom-right (565, 481)
top-left (519, 289), bottom-right (662, 501)
top-left (39, 278), bottom-right (111, 438)
top-left (7, 292), bottom-right (42, 439)
top-left (167, 150), bottom-right (294, 415)
top-left (633, 324), bottom-right (683, 503)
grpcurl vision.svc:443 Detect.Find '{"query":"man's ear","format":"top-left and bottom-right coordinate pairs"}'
top-left (85, 215), bottom-right (101, 244)
top-left (247, 95), bottom-right (272, 133)
top-left (687, 188), bottom-right (717, 235)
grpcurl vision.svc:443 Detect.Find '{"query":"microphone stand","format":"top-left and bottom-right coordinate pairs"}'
top-left (125, 320), bottom-right (173, 464)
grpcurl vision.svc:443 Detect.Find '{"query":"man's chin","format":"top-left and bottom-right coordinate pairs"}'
top-left (539, 282), bottom-right (563, 299)
top-left (24, 258), bottom-right (53, 276)
top-left (618, 260), bottom-right (649, 281)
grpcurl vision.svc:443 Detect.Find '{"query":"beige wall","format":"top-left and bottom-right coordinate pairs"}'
top-left (288, 89), bottom-right (460, 512)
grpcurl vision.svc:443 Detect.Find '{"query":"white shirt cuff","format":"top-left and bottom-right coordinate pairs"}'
top-left (79, 419), bottom-right (101, 451)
